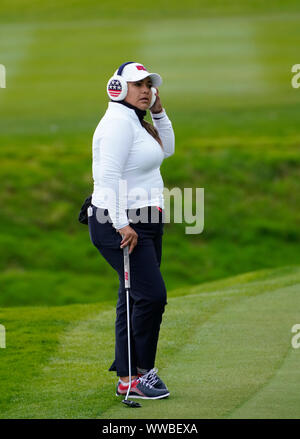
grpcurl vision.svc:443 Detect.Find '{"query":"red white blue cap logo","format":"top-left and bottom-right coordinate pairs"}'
top-left (114, 62), bottom-right (162, 86)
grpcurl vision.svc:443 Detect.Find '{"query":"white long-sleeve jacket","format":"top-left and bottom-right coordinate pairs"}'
top-left (91, 101), bottom-right (175, 230)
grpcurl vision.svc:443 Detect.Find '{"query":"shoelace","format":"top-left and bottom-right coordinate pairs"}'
top-left (139, 368), bottom-right (159, 388)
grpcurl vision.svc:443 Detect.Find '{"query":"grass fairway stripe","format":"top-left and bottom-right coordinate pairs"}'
top-left (101, 282), bottom-right (300, 419)
top-left (228, 347), bottom-right (300, 419)
top-left (1, 266), bottom-right (299, 418)
top-left (0, 23), bottom-right (35, 84)
top-left (0, 303), bottom-right (114, 418)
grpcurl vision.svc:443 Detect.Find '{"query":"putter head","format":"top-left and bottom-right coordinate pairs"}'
top-left (122, 399), bottom-right (141, 408)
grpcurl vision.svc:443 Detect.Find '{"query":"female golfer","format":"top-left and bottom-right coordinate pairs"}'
top-left (88, 62), bottom-right (175, 399)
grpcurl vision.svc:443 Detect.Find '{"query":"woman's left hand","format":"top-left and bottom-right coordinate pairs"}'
top-left (150, 88), bottom-right (163, 114)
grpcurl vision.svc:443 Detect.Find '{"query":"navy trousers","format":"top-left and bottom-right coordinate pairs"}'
top-left (88, 204), bottom-right (167, 377)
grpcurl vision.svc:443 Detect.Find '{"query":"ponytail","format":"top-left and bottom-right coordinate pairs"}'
top-left (141, 120), bottom-right (163, 149)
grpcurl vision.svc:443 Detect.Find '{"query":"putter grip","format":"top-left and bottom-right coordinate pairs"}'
top-left (123, 245), bottom-right (130, 289)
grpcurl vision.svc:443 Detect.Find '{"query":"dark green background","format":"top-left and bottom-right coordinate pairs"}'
top-left (0, 0), bottom-right (299, 306)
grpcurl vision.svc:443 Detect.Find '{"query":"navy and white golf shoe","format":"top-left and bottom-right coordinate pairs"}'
top-left (116, 370), bottom-right (169, 399)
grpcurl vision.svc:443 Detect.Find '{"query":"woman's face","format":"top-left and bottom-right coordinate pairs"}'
top-left (125, 77), bottom-right (152, 110)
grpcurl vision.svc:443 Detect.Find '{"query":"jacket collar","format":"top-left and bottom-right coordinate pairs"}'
top-left (108, 101), bottom-right (146, 125)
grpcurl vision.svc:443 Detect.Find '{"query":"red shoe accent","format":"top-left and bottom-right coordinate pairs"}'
top-left (117, 378), bottom-right (143, 396)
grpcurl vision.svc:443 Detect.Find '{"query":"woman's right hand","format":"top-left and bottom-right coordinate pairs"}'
top-left (150, 87), bottom-right (163, 114)
top-left (118, 225), bottom-right (138, 254)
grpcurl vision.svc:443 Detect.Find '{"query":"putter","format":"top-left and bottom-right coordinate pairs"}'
top-left (122, 243), bottom-right (141, 408)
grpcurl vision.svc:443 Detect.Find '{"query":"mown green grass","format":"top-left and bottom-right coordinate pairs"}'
top-left (1, 0), bottom-right (300, 421)
top-left (0, 2), bottom-right (300, 306)
top-left (1, 0), bottom-right (300, 23)
top-left (0, 265), bottom-right (299, 419)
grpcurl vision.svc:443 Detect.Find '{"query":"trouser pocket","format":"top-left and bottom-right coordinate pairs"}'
top-left (88, 205), bottom-right (122, 249)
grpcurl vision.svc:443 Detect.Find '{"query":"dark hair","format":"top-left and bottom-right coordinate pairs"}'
top-left (141, 120), bottom-right (163, 149)
top-left (113, 99), bottom-right (163, 149)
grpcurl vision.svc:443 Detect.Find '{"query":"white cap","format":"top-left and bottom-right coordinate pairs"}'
top-left (115, 62), bottom-right (162, 87)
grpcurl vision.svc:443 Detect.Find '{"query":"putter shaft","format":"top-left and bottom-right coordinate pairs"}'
top-left (122, 243), bottom-right (140, 407)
